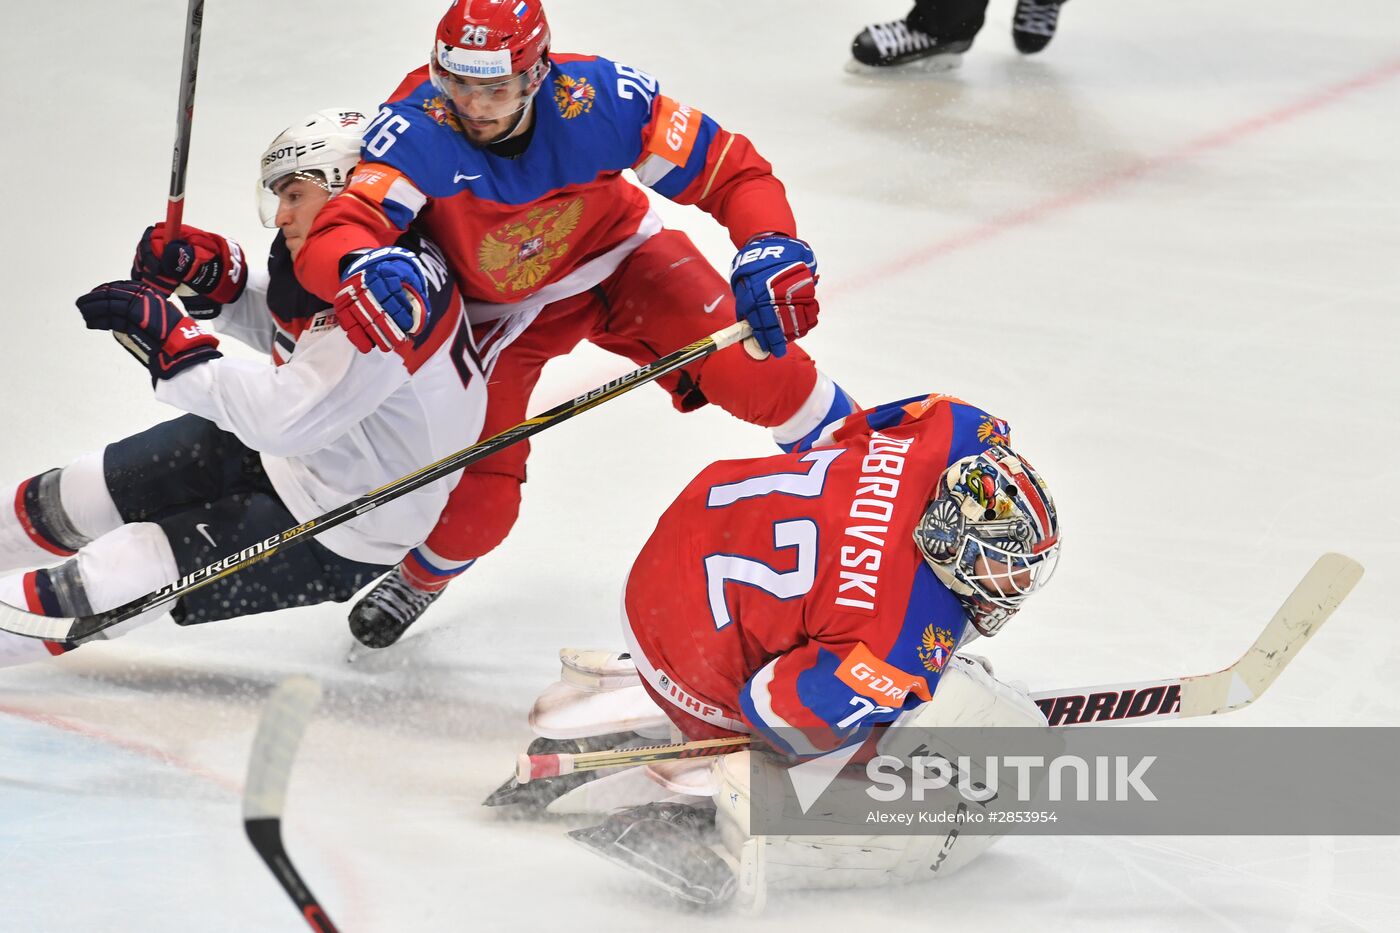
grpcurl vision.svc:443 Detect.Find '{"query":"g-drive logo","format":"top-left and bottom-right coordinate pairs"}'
top-left (788, 747), bottom-right (1158, 814)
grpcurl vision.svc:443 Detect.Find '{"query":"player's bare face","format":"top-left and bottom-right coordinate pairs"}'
top-left (272, 177), bottom-right (331, 259)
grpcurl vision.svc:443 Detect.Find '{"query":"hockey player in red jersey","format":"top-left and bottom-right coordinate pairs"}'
top-left (490, 393), bottom-right (1062, 907)
top-left (621, 392), bottom-right (1059, 751)
top-left (0, 110), bottom-right (485, 668)
top-left (292, 0), bottom-right (857, 649)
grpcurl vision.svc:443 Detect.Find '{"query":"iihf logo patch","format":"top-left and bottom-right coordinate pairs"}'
top-left (553, 74), bottom-right (595, 119)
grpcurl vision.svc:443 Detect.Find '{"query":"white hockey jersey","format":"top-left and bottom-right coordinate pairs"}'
top-left (155, 234), bottom-right (485, 566)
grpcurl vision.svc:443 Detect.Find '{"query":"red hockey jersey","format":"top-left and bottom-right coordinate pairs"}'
top-left (624, 394), bottom-right (1017, 756)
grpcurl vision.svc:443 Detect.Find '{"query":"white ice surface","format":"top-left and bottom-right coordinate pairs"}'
top-left (2, 1), bottom-right (1399, 930)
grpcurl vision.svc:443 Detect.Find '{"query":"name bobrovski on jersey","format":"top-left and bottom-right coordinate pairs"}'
top-left (837, 431), bottom-right (916, 614)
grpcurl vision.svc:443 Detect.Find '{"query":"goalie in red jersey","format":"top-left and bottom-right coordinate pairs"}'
top-left (292, 0), bottom-right (857, 650)
top-left (489, 393), bottom-right (1063, 909)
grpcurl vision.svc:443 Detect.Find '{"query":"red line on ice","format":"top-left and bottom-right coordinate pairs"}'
top-left (827, 55), bottom-right (1400, 294)
top-left (0, 699), bottom-right (373, 924)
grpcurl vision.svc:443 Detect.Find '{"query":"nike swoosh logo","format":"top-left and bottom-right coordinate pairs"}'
top-left (703, 295), bottom-right (724, 314)
top-left (195, 523), bottom-right (217, 548)
top-left (454, 172), bottom-right (482, 183)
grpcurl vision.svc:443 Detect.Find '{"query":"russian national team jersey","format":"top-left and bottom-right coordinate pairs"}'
top-left (623, 394), bottom-right (1016, 756)
top-left (296, 54), bottom-right (797, 310)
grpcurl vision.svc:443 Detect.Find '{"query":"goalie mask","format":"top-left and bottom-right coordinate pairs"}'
top-left (914, 445), bottom-right (1061, 636)
top-left (256, 109), bottom-right (369, 227)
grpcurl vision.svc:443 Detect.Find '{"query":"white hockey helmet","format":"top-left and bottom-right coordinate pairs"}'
top-left (913, 444), bottom-right (1061, 637)
top-left (256, 108), bottom-right (369, 226)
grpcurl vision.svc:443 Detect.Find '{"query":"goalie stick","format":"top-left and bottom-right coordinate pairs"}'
top-left (517, 735), bottom-right (751, 784)
top-left (1030, 552), bottom-right (1364, 726)
top-left (514, 552), bottom-right (1364, 782)
top-left (244, 676), bottom-right (340, 933)
top-left (0, 320), bottom-right (754, 642)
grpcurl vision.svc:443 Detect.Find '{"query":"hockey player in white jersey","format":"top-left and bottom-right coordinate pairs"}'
top-left (0, 109), bottom-right (485, 665)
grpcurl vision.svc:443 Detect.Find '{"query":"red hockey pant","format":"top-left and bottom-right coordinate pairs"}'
top-left (420, 229), bottom-right (820, 565)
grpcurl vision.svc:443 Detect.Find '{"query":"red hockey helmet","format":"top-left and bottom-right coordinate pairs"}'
top-left (430, 1), bottom-right (552, 140)
top-left (434, 0), bottom-right (550, 80)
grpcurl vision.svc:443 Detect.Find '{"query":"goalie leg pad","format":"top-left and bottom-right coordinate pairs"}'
top-left (710, 750), bottom-right (991, 910)
top-left (710, 659), bottom-right (1048, 909)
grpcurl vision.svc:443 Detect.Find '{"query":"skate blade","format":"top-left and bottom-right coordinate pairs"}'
top-left (344, 639), bottom-right (380, 664)
top-left (844, 52), bottom-right (964, 77)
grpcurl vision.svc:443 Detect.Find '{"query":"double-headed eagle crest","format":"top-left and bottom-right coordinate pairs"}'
top-left (917, 625), bottom-right (956, 673)
top-left (477, 198), bottom-right (584, 294)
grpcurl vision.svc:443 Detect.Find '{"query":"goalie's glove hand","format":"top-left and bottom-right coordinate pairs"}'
top-left (76, 280), bottom-right (222, 385)
top-left (334, 247), bottom-right (429, 353)
top-left (132, 222), bottom-right (246, 318)
top-left (729, 234), bottom-right (819, 358)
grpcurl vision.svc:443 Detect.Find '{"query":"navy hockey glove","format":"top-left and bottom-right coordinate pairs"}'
top-left (729, 235), bottom-right (820, 358)
top-left (132, 223), bottom-right (247, 318)
top-left (334, 247), bottom-right (429, 353)
top-left (76, 280), bottom-right (222, 384)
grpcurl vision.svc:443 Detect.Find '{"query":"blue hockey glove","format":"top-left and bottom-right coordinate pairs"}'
top-left (729, 235), bottom-right (820, 358)
top-left (334, 247), bottom-right (429, 353)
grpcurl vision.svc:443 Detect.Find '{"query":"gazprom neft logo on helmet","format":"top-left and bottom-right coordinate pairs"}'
top-left (439, 43), bottom-right (512, 78)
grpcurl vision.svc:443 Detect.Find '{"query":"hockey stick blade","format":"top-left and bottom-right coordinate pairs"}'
top-left (1031, 552), bottom-right (1365, 726)
top-left (0, 320), bottom-right (753, 642)
top-left (243, 676), bottom-right (341, 933)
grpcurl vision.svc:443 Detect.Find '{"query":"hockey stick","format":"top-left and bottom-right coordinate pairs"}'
top-left (513, 552), bottom-right (1364, 781)
top-left (115, 0), bottom-right (204, 361)
top-left (517, 735), bottom-right (750, 784)
top-left (1031, 551), bottom-right (1364, 726)
top-left (244, 676), bottom-right (341, 933)
top-left (0, 319), bottom-right (754, 641)
top-left (166, 0), bottom-right (203, 233)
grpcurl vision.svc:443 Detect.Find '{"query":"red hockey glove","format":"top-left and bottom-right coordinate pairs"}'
top-left (133, 222), bottom-right (247, 317)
